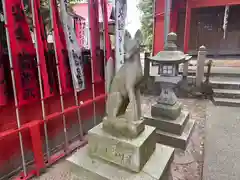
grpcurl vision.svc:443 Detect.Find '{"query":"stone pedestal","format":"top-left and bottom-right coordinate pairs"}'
top-left (144, 110), bottom-right (195, 150)
top-left (65, 123), bottom-right (175, 180)
top-left (66, 143), bottom-right (174, 180)
top-left (88, 123), bottom-right (156, 172)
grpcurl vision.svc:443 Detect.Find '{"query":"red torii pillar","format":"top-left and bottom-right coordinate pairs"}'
top-left (170, 2), bottom-right (180, 33)
top-left (183, 0), bottom-right (191, 54)
top-left (153, 0), bottom-right (181, 55)
top-left (153, 0), bottom-right (166, 55)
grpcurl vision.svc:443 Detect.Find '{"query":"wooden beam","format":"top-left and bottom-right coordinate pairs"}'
top-left (189, 0), bottom-right (240, 8)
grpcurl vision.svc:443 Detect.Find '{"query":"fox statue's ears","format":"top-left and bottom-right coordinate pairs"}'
top-left (134, 29), bottom-right (143, 45)
top-left (124, 29), bottom-right (143, 59)
top-left (124, 29), bottom-right (143, 45)
top-left (124, 30), bottom-right (132, 43)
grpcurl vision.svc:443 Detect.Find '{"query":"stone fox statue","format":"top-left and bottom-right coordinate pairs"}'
top-left (105, 29), bottom-right (143, 130)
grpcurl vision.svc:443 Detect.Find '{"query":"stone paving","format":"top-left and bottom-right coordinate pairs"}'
top-left (31, 96), bottom-right (208, 180)
top-left (203, 104), bottom-right (240, 180)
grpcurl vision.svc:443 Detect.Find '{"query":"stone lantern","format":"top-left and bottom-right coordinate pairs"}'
top-left (144, 32), bottom-right (195, 149)
top-left (149, 32), bottom-right (191, 120)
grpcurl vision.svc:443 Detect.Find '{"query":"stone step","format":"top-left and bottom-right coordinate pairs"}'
top-left (213, 89), bottom-right (240, 99)
top-left (66, 143), bottom-right (174, 180)
top-left (144, 111), bottom-right (190, 135)
top-left (184, 76), bottom-right (240, 90)
top-left (210, 79), bottom-right (240, 90)
top-left (156, 119), bottom-right (195, 150)
top-left (213, 97), bottom-right (240, 107)
top-left (179, 66), bottom-right (240, 77)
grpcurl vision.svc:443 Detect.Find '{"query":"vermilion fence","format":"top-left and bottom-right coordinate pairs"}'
top-left (0, 52), bottom-right (106, 179)
top-left (0, 0), bottom-right (111, 178)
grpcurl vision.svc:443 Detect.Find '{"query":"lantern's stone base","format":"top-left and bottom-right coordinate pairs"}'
top-left (144, 110), bottom-right (195, 150)
top-left (144, 111), bottom-right (189, 135)
top-left (88, 123), bottom-right (156, 172)
top-left (156, 119), bottom-right (195, 150)
top-left (66, 143), bottom-right (174, 180)
top-left (151, 101), bottom-right (183, 120)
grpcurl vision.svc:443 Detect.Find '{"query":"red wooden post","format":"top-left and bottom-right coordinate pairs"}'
top-left (183, 0), bottom-right (191, 53)
top-left (153, 0), bottom-right (165, 55)
top-left (170, 11), bottom-right (177, 33)
top-left (170, 2), bottom-right (180, 33)
top-left (29, 121), bottom-right (45, 176)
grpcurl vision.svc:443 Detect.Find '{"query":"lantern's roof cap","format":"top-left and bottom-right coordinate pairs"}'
top-left (148, 51), bottom-right (192, 64)
top-left (148, 32), bottom-right (192, 64)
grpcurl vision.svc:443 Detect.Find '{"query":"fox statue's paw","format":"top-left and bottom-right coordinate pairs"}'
top-left (102, 115), bottom-right (145, 139)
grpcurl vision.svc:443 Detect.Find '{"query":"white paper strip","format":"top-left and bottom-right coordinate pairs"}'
top-left (84, 23), bottom-right (91, 49)
top-left (59, 0), bottom-right (85, 91)
top-left (115, 0), bottom-right (127, 73)
top-left (223, 5), bottom-right (230, 40)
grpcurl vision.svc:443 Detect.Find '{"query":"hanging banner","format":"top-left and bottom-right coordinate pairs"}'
top-left (100, 0), bottom-right (114, 93)
top-left (74, 18), bottom-right (86, 49)
top-left (59, 0), bottom-right (85, 92)
top-left (88, 0), bottom-right (102, 83)
top-left (3, 0), bottom-right (39, 106)
top-left (115, 0), bottom-right (127, 73)
top-left (50, 0), bottom-right (72, 93)
top-left (31, 0), bottom-right (55, 98)
top-left (0, 45), bottom-right (7, 106)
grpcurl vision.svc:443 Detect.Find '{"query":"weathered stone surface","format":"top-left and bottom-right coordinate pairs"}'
top-left (156, 119), bottom-right (195, 150)
top-left (157, 87), bottom-right (178, 105)
top-left (151, 101), bottom-right (183, 120)
top-left (144, 110), bottom-right (189, 135)
top-left (105, 30), bottom-right (144, 138)
top-left (102, 116), bottom-right (145, 138)
top-left (155, 75), bottom-right (182, 85)
top-left (67, 143), bottom-right (174, 180)
top-left (88, 123), bottom-right (156, 172)
top-left (196, 46), bottom-right (207, 87)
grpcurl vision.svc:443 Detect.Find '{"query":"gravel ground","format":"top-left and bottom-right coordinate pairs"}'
top-left (31, 96), bottom-right (208, 180)
top-left (171, 98), bottom-right (206, 180)
top-left (142, 96), bottom-right (207, 180)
